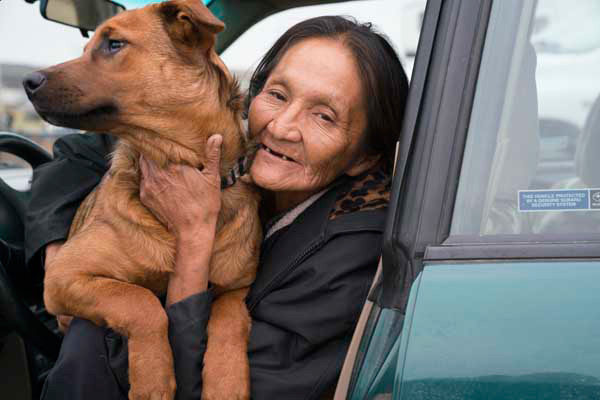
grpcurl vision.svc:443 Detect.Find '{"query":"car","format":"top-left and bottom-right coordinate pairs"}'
top-left (530, 0), bottom-right (600, 189)
top-left (335, 1), bottom-right (600, 399)
top-left (1, 0), bottom-right (600, 399)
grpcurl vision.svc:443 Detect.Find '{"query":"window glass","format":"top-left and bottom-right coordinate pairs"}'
top-left (348, 272), bottom-right (424, 400)
top-left (349, 307), bottom-right (404, 400)
top-left (451, 0), bottom-right (600, 236)
top-left (532, 0), bottom-right (600, 54)
top-left (0, 1), bottom-right (87, 189)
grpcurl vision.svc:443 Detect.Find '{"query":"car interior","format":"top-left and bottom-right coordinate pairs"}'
top-left (0, 133), bottom-right (55, 399)
top-left (450, 2), bottom-right (540, 236)
top-left (532, 93), bottom-right (600, 233)
top-left (451, 0), bottom-right (600, 237)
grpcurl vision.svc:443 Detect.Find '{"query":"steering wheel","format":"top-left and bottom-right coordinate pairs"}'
top-left (0, 131), bottom-right (62, 361)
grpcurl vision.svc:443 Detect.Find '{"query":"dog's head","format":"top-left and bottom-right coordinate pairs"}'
top-left (24, 0), bottom-right (244, 164)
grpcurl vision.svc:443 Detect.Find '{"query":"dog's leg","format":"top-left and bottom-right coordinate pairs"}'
top-left (45, 268), bottom-right (176, 400)
top-left (202, 287), bottom-right (252, 400)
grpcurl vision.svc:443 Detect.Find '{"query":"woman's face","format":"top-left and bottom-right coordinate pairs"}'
top-left (248, 37), bottom-right (376, 200)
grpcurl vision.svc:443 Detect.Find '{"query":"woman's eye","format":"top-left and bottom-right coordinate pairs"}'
top-left (107, 40), bottom-right (125, 54)
top-left (269, 91), bottom-right (286, 101)
top-left (317, 113), bottom-right (334, 123)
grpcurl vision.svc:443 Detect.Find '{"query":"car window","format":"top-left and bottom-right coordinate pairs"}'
top-left (0, 1), bottom-right (87, 189)
top-left (532, 0), bottom-right (600, 54)
top-left (347, 1), bottom-right (600, 398)
top-left (451, 0), bottom-right (600, 236)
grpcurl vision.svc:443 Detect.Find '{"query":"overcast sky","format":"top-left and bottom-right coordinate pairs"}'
top-left (0, 0), bottom-right (422, 74)
top-left (0, 1), bottom-right (88, 66)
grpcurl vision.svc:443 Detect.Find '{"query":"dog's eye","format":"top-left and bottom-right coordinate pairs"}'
top-left (107, 40), bottom-right (126, 54)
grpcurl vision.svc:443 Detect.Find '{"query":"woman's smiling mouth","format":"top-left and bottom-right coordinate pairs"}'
top-left (261, 144), bottom-right (295, 162)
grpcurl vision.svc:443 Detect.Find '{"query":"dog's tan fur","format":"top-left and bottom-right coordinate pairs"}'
top-left (28, 1), bottom-right (260, 399)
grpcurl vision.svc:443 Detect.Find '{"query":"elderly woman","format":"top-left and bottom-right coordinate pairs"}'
top-left (27, 16), bottom-right (408, 400)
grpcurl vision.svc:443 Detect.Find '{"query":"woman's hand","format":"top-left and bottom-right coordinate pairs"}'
top-left (139, 135), bottom-right (223, 240)
top-left (139, 134), bottom-right (223, 305)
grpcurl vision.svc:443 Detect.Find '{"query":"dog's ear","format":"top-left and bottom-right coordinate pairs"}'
top-left (158, 0), bottom-right (225, 61)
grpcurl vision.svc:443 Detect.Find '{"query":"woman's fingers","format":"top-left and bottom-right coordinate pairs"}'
top-left (139, 156), bottom-right (156, 207)
top-left (136, 138), bottom-right (223, 238)
top-left (139, 154), bottom-right (148, 176)
top-left (44, 241), bottom-right (65, 271)
top-left (139, 156), bottom-right (148, 199)
top-left (139, 155), bottom-right (169, 226)
top-left (203, 134), bottom-right (223, 180)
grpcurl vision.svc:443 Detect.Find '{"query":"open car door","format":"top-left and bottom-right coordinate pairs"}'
top-left (336, 0), bottom-right (600, 399)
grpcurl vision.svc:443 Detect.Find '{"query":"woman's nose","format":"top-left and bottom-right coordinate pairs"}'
top-left (267, 106), bottom-right (302, 142)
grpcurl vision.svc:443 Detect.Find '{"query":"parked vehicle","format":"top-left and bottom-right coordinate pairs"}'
top-left (531, 0), bottom-right (600, 188)
top-left (1, 0), bottom-right (599, 399)
top-left (337, 1), bottom-right (600, 399)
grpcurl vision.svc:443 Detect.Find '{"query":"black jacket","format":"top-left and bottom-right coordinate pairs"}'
top-left (27, 133), bottom-right (387, 400)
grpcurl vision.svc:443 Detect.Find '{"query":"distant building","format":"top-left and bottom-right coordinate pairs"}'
top-left (1, 63), bottom-right (36, 110)
top-left (0, 63), bottom-right (72, 159)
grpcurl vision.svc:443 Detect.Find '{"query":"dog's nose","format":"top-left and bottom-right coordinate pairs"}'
top-left (23, 72), bottom-right (47, 96)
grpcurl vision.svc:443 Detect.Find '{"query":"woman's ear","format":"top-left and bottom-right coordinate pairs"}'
top-left (346, 153), bottom-right (381, 176)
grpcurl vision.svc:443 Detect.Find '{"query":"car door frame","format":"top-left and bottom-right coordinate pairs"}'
top-left (337, 0), bottom-right (600, 396)
top-left (378, 0), bottom-right (494, 318)
top-left (335, 0), bottom-right (493, 396)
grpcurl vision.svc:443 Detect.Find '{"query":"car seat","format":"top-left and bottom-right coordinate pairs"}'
top-left (481, 43), bottom-right (540, 235)
top-left (532, 93), bottom-right (600, 233)
top-left (0, 132), bottom-right (61, 399)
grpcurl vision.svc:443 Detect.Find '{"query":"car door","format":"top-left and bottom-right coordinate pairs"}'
top-left (336, 0), bottom-right (600, 398)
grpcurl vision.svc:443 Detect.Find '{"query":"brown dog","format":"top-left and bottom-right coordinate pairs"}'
top-left (24, 1), bottom-right (260, 399)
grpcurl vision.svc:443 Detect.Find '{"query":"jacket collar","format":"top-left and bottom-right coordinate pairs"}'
top-left (246, 171), bottom-right (389, 311)
top-left (246, 176), bottom-right (349, 310)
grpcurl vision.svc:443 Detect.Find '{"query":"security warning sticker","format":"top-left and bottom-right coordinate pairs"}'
top-left (519, 189), bottom-right (600, 212)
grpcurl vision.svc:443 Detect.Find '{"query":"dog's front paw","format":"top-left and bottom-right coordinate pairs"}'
top-left (202, 383), bottom-right (250, 400)
top-left (128, 338), bottom-right (176, 400)
top-left (202, 343), bottom-right (250, 400)
top-left (202, 381), bottom-right (250, 400)
top-left (128, 359), bottom-right (176, 400)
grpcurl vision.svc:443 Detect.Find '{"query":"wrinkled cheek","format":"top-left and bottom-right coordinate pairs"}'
top-left (308, 145), bottom-right (352, 178)
top-left (302, 160), bottom-right (342, 188)
top-left (247, 101), bottom-right (267, 137)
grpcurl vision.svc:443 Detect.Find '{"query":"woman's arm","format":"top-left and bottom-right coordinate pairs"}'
top-left (25, 132), bottom-right (116, 267)
top-left (138, 134), bottom-right (222, 304)
top-left (138, 134), bottom-right (223, 399)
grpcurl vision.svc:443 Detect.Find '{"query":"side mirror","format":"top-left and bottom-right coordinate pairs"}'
top-left (40, 0), bottom-right (125, 37)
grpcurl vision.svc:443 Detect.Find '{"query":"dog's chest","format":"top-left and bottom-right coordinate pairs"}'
top-left (74, 174), bottom-right (177, 292)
